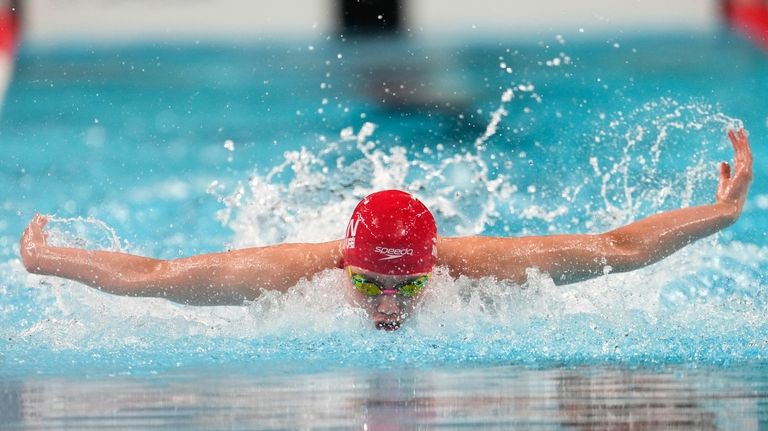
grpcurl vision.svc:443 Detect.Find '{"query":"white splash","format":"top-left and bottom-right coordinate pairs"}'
top-left (5, 95), bottom-right (764, 367)
top-left (474, 89), bottom-right (514, 151)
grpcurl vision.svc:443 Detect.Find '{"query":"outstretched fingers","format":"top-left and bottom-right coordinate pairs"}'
top-left (20, 214), bottom-right (54, 273)
top-left (728, 128), bottom-right (753, 176)
top-left (717, 162), bottom-right (730, 202)
top-left (720, 161), bottom-right (731, 180)
top-left (718, 128), bottom-right (753, 208)
top-left (32, 214), bottom-right (48, 237)
top-left (32, 213), bottom-right (49, 229)
top-left (21, 214), bottom-right (49, 249)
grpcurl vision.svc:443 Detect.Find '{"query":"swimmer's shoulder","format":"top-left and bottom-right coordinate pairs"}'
top-left (436, 235), bottom-right (531, 282)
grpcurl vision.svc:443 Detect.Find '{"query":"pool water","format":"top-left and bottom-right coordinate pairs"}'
top-left (1, 32), bottom-right (768, 428)
top-left (3, 365), bottom-right (767, 429)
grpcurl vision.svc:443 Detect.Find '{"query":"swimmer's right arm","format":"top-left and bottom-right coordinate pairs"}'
top-left (438, 128), bottom-right (753, 286)
top-left (19, 215), bottom-right (343, 306)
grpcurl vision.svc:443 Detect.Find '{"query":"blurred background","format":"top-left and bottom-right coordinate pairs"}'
top-left (19, 0), bottom-right (720, 43)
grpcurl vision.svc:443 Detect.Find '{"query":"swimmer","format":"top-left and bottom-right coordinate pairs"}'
top-left (20, 129), bottom-right (753, 331)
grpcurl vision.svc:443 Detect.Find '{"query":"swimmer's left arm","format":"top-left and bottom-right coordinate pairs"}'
top-left (20, 214), bottom-right (343, 305)
top-left (438, 129), bottom-right (753, 286)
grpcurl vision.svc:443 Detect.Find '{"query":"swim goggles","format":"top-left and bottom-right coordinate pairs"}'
top-left (347, 267), bottom-right (429, 297)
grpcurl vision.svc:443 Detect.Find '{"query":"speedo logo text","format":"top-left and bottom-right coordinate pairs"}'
top-left (375, 246), bottom-right (414, 260)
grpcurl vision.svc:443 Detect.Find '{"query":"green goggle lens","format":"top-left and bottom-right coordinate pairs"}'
top-left (349, 271), bottom-right (429, 297)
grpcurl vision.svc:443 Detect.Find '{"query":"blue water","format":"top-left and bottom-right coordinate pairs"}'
top-left (1, 33), bottom-right (768, 428)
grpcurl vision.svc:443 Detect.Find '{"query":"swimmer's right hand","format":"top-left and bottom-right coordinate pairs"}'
top-left (716, 129), bottom-right (753, 219)
top-left (20, 214), bottom-right (49, 273)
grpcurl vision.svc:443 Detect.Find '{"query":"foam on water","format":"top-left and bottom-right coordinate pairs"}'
top-left (2, 93), bottom-right (765, 375)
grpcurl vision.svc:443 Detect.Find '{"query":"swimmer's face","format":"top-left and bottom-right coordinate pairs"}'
top-left (345, 266), bottom-right (430, 331)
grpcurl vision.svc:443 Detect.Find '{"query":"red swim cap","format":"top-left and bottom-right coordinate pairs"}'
top-left (343, 190), bottom-right (437, 275)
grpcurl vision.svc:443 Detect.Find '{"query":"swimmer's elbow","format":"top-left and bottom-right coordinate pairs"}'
top-left (113, 258), bottom-right (248, 305)
top-left (599, 231), bottom-right (655, 273)
top-left (106, 259), bottom-right (171, 297)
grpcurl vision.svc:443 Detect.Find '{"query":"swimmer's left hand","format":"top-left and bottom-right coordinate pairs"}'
top-left (716, 128), bottom-right (753, 219)
top-left (20, 214), bottom-right (50, 273)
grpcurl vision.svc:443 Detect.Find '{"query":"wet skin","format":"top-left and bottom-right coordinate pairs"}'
top-left (344, 266), bottom-right (430, 331)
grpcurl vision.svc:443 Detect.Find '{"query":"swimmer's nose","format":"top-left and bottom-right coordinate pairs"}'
top-left (376, 294), bottom-right (401, 317)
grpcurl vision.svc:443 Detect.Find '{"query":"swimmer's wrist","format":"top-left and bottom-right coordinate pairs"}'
top-left (714, 201), bottom-right (742, 225)
top-left (22, 245), bottom-right (49, 275)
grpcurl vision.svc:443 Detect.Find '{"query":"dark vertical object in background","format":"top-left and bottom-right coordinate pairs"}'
top-left (339, 0), bottom-right (402, 36)
top-left (11, 0), bottom-right (20, 40)
top-left (337, 1), bottom-right (475, 134)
